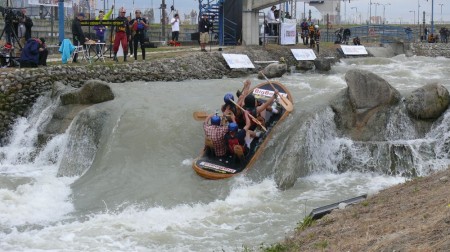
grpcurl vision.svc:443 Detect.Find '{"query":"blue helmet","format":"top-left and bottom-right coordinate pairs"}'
top-left (224, 93), bottom-right (234, 104)
top-left (211, 115), bottom-right (221, 126)
top-left (228, 122), bottom-right (238, 132)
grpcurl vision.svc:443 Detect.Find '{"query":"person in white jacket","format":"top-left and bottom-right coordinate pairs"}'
top-left (267, 6), bottom-right (278, 36)
top-left (170, 14), bottom-right (180, 42)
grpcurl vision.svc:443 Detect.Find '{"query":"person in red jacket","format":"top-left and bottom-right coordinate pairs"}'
top-left (113, 7), bottom-right (129, 62)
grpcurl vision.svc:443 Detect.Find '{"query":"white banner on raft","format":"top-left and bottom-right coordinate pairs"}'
top-left (340, 45), bottom-right (368, 55)
top-left (291, 49), bottom-right (317, 61)
top-left (222, 54), bottom-right (255, 69)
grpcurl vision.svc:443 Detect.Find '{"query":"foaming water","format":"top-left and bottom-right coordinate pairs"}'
top-left (0, 97), bottom-right (75, 228)
top-left (1, 55), bottom-right (450, 251)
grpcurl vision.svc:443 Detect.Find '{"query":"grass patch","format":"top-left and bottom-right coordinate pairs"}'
top-left (261, 243), bottom-right (289, 252)
top-left (314, 240), bottom-right (329, 251)
top-left (296, 215), bottom-right (315, 231)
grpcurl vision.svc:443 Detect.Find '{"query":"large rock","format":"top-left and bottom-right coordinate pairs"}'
top-left (331, 70), bottom-right (403, 141)
top-left (296, 60), bottom-right (315, 71)
top-left (60, 80), bottom-right (114, 105)
top-left (258, 62), bottom-right (287, 79)
top-left (345, 69), bottom-right (401, 113)
top-left (314, 58), bottom-right (331, 71)
top-left (405, 83), bottom-right (450, 119)
top-left (57, 107), bottom-right (110, 177)
top-left (38, 80), bottom-right (114, 146)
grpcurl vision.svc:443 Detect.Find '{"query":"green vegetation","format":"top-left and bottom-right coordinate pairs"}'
top-left (296, 215), bottom-right (315, 231)
top-left (261, 243), bottom-right (289, 252)
top-left (313, 240), bottom-right (329, 251)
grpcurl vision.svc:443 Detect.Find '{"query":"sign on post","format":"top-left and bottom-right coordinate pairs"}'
top-left (291, 49), bottom-right (317, 61)
top-left (340, 45), bottom-right (368, 55)
top-left (280, 21), bottom-right (296, 45)
top-left (222, 54), bottom-right (255, 69)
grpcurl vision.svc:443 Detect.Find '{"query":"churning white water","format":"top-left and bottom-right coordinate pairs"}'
top-left (1, 54), bottom-right (450, 251)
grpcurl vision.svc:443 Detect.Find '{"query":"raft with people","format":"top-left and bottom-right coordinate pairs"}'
top-left (192, 77), bottom-right (294, 180)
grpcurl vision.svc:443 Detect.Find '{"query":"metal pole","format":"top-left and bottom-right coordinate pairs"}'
top-left (344, 0), bottom-right (346, 24)
top-left (303, 2), bottom-right (306, 20)
top-left (423, 11), bottom-right (426, 42)
top-left (374, 3), bottom-right (379, 24)
top-left (58, 0), bottom-right (64, 44)
top-left (410, 10), bottom-right (415, 25)
top-left (418, 0), bottom-right (420, 26)
top-left (384, 5), bottom-right (389, 24)
top-left (438, 4), bottom-right (444, 23)
top-left (162, 0), bottom-right (166, 42)
top-left (431, 0), bottom-right (434, 34)
top-left (351, 7), bottom-right (357, 24)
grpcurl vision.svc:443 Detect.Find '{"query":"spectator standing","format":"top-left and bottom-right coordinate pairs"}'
top-left (18, 8), bottom-right (33, 48)
top-left (198, 13), bottom-right (213, 52)
top-left (38, 37), bottom-right (48, 66)
top-left (267, 6), bottom-right (277, 36)
top-left (170, 14), bottom-right (180, 42)
top-left (127, 15), bottom-right (134, 57)
top-left (300, 19), bottom-right (309, 45)
top-left (129, 9), bottom-right (149, 61)
top-left (71, 12), bottom-right (87, 63)
top-left (113, 8), bottom-right (129, 62)
top-left (405, 27), bottom-right (413, 41)
top-left (94, 6), bottom-right (114, 44)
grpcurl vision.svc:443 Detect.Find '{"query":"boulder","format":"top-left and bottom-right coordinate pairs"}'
top-left (60, 80), bottom-right (114, 105)
top-left (345, 69), bottom-right (401, 113)
top-left (331, 70), bottom-right (403, 141)
top-left (296, 61), bottom-right (314, 71)
top-left (405, 83), bottom-right (450, 119)
top-left (314, 58), bottom-right (331, 71)
top-left (258, 63), bottom-right (287, 79)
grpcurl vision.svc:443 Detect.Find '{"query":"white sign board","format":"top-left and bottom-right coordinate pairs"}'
top-left (222, 54), bottom-right (255, 69)
top-left (340, 45), bottom-right (368, 55)
top-left (291, 49), bottom-right (317, 61)
top-left (280, 22), bottom-right (296, 45)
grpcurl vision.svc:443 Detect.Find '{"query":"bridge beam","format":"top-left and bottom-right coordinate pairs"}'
top-left (249, 0), bottom-right (290, 10)
top-left (241, 0), bottom-right (291, 45)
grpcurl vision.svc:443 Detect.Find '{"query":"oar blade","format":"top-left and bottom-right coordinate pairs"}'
top-left (278, 96), bottom-right (294, 112)
top-left (260, 71), bottom-right (294, 113)
top-left (193, 111), bottom-right (208, 121)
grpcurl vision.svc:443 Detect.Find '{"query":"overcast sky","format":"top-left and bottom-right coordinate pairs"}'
top-left (95, 0), bottom-right (448, 25)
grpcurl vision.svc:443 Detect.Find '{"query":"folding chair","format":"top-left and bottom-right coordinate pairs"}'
top-left (71, 42), bottom-right (88, 63)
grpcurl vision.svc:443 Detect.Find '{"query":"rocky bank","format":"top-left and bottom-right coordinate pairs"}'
top-left (0, 44), bottom-right (339, 143)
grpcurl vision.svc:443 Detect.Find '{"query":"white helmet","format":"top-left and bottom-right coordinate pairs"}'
top-left (314, 25), bottom-right (319, 29)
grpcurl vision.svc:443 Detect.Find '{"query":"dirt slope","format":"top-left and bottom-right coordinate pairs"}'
top-left (276, 167), bottom-right (450, 251)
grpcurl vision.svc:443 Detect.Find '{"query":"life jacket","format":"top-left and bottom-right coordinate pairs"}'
top-left (115, 17), bottom-right (128, 32)
top-left (301, 22), bottom-right (308, 30)
top-left (133, 18), bottom-right (146, 31)
top-left (222, 103), bottom-right (243, 127)
top-left (227, 135), bottom-right (240, 155)
top-left (244, 107), bottom-right (259, 131)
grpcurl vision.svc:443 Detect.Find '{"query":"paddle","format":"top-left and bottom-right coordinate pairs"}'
top-left (260, 72), bottom-right (294, 112)
top-left (193, 111), bottom-right (208, 121)
top-left (229, 99), bottom-right (267, 132)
